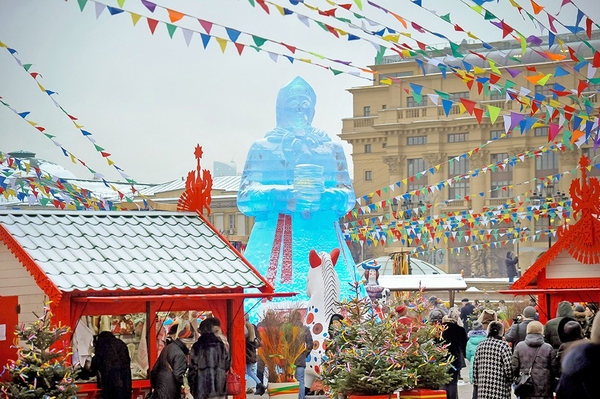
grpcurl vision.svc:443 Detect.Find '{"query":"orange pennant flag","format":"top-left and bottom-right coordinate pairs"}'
top-left (389, 11), bottom-right (407, 28)
top-left (530, 0), bottom-right (544, 14)
top-left (167, 9), bottom-right (185, 23)
top-left (524, 74), bottom-right (544, 84)
top-left (544, 50), bottom-right (566, 61)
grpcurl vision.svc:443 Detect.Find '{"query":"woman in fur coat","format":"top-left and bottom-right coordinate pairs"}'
top-left (511, 321), bottom-right (558, 399)
top-left (472, 321), bottom-right (512, 399)
top-left (189, 318), bottom-right (231, 399)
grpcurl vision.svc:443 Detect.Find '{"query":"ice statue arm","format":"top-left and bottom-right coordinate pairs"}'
top-left (319, 142), bottom-right (356, 216)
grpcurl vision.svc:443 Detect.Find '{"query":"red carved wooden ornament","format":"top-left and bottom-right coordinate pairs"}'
top-left (177, 144), bottom-right (213, 215)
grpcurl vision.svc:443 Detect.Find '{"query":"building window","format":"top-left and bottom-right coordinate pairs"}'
top-left (534, 127), bottom-right (548, 137)
top-left (489, 89), bottom-right (505, 100)
top-left (407, 136), bottom-right (427, 145)
top-left (407, 96), bottom-right (428, 107)
top-left (535, 85), bottom-right (552, 97)
top-left (365, 170), bottom-right (373, 181)
top-left (535, 152), bottom-right (559, 178)
top-left (382, 104), bottom-right (387, 110)
top-left (448, 133), bottom-right (469, 143)
top-left (228, 214), bottom-right (236, 229)
top-left (382, 142), bottom-right (387, 148)
top-left (364, 106), bottom-right (371, 116)
top-left (448, 157), bottom-right (470, 199)
top-left (491, 153), bottom-right (512, 198)
top-left (365, 144), bottom-right (372, 153)
top-left (490, 130), bottom-right (510, 140)
top-left (448, 92), bottom-right (470, 102)
top-left (408, 158), bottom-right (428, 197)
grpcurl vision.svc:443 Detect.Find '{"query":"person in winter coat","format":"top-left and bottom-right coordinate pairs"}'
top-left (572, 304), bottom-right (587, 331)
top-left (189, 317), bottom-right (231, 399)
top-left (90, 331), bottom-right (132, 399)
top-left (555, 314), bottom-right (600, 399)
top-left (505, 306), bottom-right (537, 352)
top-left (583, 303), bottom-right (597, 339)
top-left (151, 335), bottom-right (190, 399)
top-left (511, 321), bottom-right (558, 399)
top-left (466, 321), bottom-right (487, 383)
top-left (460, 298), bottom-right (475, 332)
top-left (472, 321), bottom-right (512, 399)
top-left (244, 315), bottom-right (265, 396)
top-left (289, 310), bottom-right (313, 399)
top-left (438, 312), bottom-right (468, 399)
top-left (544, 301), bottom-right (574, 350)
top-left (505, 251), bottom-right (519, 282)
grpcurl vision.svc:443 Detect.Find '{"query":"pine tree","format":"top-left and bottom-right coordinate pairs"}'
top-left (0, 304), bottom-right (78, 399)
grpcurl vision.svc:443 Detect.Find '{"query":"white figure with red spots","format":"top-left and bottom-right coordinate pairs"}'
top-left (304, 248), bottom-right (341, 391)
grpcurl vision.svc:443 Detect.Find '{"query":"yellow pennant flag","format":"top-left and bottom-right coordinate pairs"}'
top-left (380, 78), bottom-right (392, 85)
top-left (37, 82), bottom-right (46, 92)
top-left (69, 154), bottom-right (77, 164)
top-left (488, 59), bottom-right (501, 75)
top-left (458, 103), bottom-right (467, 115)
top-left (74, 123), bottom-right (84, 129)
top-left (107, 158), bottom-right (115, 166)
top-left (27, 120), bottom-right (38, 126)
top-left (216, 37), bottom-right (228, 53)
top-left (130, 12), bottom-right (142, 26)
top-left (0, 41), bottom-right (7, 47)
top-left (473, 66), bottom-right (486, 75)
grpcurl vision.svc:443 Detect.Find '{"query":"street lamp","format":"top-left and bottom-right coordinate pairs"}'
top-left (532, 184), bottom-right (568, 249)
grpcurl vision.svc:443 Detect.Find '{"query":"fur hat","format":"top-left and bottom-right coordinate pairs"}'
top-left (429, 309), bottom-right (444, 323)
top-left (523, 306), bottom-right (537, 319)
top-left (574, 304), bottom-right (585, 312)
top-left (462, 298), bottom-right (469, 303)
top-left (558, 317), bottom-right (582, 343)
top-left (526, 320), bottom-right (544, 335)
top-left (487, 320), bottom-right (504, 338)
top-left (472, 321), bottom-right (483, 331)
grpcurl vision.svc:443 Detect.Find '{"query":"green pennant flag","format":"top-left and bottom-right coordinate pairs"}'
top-left (308, 51), bottom-right (325, 60)
top-left (77, 0), bottom-right (88, 11)
top-left (315, 21), bottom-right (329, 32)
top-left (440, 13), bottom-right (451, 23)
top-left (94, 144), bottom-right (104, 152)
top-left (166, 24), bottom-right (177, 38)
top-left (22, 63), bottom-right (32, 71)
top-left (43, 133), bottom-right (55, 139)
top-left (434, 90), bottom-right (450, 99)
top-left (484, 10), bottom-right (495, 20)
top-left (375, 45), bottom-right (386, 65)
top-left (353, 12), bottom-right (364, 19)
top-left (335, 17), bottom-right (352, 24)
top-left (354, 0), bottom-right (363, 10)
top-left (39, 198), bottom-right (50, 206)
top-left (449, 42), bottom-right (464, 58)
top-left (252, 35), bottom-right (267, 47)
top-left (247, 0), bottom-right (255, 6)
top-left (330, 68), bottom-right (343, 76)
top-left (117, 0), bottom-right (126, 7)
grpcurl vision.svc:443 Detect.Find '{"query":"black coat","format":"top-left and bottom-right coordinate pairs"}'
top-left (441, 322), bottom-right (468, 377)
top-left (556, 342), bottom-right (600, 399)
top-left (90, 331), bottom-right (132, 399)
top-left (189, 332), bottom-right (231, 399)
top-left (151, 339), bottom-right (189, 399)
top-left (505, 255), bottom-right (518, 278)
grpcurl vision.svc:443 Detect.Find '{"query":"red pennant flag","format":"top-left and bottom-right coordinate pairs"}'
top-left (100, 151), bottom-right (111, 157)
top-left (234, 42), bottom-right (244, 55)
top-left (325, 24), bottom-right (339, 37)
top-left (466, 79), bottom-right (474, 90)
top-left (473, 107), bottom-right (484, 123)
top-left (147, 18), bottom-right (159, 34)
top-left (454, 24), bottom-right (465, 32)
top-left (489, 73), bottom-right (501, 84)
top-left (35, 126), bottom-right (45, 132)
top-left (526, 65), bottom-right (537, 72)
top-left (500, 21), bottom-right (514, 38)
top-left (416, 41), bottom-right (426, 51)
top-left (469, 50), bottom-right (486, 61)
top-left (256, 0), bottom-right (270, 14)
top-left (577, 80), bottom-right (589, 96)
top-left (593, 51), bottom-right (600, 68)
top-left (339, 3), bottom-right (352, 10)
top-left (30, 72), bottom-right (41, 78)
top-left (67, 114), bottom-right (78, 120)
top-left (281, 42), bottom-right (296, 53)
top-left (586, 17), bottom-right (593, 39)
top-left (318, 8), bottom-right (336, 17)
top-left (567, 46), bottom-right (578, 62)
top-left (460, 98), bottom-right (477, 115)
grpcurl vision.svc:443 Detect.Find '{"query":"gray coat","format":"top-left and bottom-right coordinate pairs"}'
top-left (511, 334), bottom-right (558, 399)
top-left (505, 319), bottom-right (533, 350)
top-left (544, 301), bottom-right (574, 350)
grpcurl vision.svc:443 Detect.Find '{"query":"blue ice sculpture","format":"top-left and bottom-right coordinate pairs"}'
top-left (237, 76), bottom-right (358, 303)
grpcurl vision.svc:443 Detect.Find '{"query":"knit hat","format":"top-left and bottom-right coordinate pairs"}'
top-left (523, 306), bottom-right (537, 319)
top-left (472, 321), bottom-right (483, 331)
top-left (526, 320), bottom-right (543, 335)
top-left (462, 298), bottom-right (469, 303)
top-left (574, 304), bottom-right (585, 312)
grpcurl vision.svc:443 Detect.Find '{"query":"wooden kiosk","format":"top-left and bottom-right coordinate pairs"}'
top-left (500, 156), bottom-right (600, 323)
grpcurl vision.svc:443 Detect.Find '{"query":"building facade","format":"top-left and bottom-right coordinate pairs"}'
top-left (340, 32), bottom-right (600, 275)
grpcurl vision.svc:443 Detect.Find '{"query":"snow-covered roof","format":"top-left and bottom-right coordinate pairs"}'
top-left (0, 210), bottom-right (268, 293)
top-left (140, 175), bottom-right (241, 196)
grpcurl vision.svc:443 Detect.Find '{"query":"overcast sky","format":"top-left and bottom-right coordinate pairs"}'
top-left (1, 0), bottom-right (597, 184)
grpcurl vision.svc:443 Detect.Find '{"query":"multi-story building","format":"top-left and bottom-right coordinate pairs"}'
top-left (340, 31), bottom-right (600, 276)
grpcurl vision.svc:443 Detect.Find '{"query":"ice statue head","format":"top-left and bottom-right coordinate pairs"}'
top-left (276, 76), bottom-right (317, 130)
